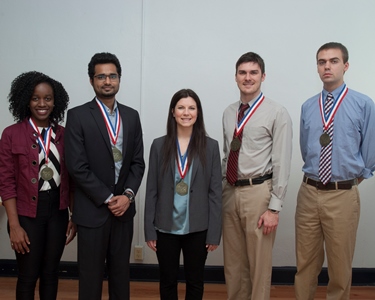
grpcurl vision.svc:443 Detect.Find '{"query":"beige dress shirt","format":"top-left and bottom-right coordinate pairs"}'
top-left (222, 94), bottom-right (293, 211)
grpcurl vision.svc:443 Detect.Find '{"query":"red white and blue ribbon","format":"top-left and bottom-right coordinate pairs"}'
top-left (234, 92), bottom-right (265, 137)
top-left (319, 85), bottom-right (348, 130)
top-left (177, 140), bottom-right (189, 179)
top-left (96, 99), bottom-right (121, 146)
top-left (29, 118), bottom-right (52, 163)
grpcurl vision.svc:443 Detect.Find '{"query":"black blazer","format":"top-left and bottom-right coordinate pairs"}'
top-left (144, 136), bottom-right (222, 245)
top-left (64, 99), bottom-right (145, 227)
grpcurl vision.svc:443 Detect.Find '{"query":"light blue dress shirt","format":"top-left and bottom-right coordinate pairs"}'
top-left (158, 160), bottom-right (193, 235)
top-left (96, 98), bottom-right (128, 204)
top-left (300, 83), bottom-right (375, 181)
top-left (105, 100), bottom-right (123, 184)
top-left (97, 98), bottom-right (123, 183)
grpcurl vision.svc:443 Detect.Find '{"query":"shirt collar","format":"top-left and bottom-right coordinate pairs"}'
top-left (322, 82), bottom-right (346, 100)
top-left (96, 97), bottom-right (118, 115)
top-left (238, 92), bottom-right (262, 107)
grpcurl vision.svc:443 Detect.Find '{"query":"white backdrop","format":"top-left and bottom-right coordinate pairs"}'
top-left (1, 0), bottom-right (374, 268)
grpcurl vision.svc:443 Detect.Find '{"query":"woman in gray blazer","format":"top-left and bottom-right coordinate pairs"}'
top-left (144, 89), bottom-right (222, 300)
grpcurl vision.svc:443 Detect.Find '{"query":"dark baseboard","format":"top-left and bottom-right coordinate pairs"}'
top-left (1, 259), bottom-right (374, 286)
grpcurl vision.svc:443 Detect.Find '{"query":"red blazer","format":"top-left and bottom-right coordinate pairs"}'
top-left (0, 119), bottom-right (70, 217)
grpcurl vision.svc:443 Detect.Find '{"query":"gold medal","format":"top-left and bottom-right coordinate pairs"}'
top-left (112, 147), bottom-right (122, 162)
top-left (176, 180), bottom-right (188, 196)
top-left (320, 132), bottom-right (331, 147)
top-left (40, 165), bottom-right (54, 181)
top-left (230, 137), bottom-right (241, 151)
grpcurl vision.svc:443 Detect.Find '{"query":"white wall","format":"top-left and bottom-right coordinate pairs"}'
top-left (1, 0), bottom-right (375, 268)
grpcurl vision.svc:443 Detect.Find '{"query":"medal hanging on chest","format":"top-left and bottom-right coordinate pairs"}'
top-left (176, 140), bottom-right (189, 196)
top-left (176, 180), bottom-right (188, 196)
top-left (96, 99), bottom-right (122, 162)
top-left (318, 85), bottom-right (348, 146)
top-left (112, 147), bottom-right (122, 163)
top-left (40, 165), bottom-right (54, 181)
top-left (29, 119), bottom-right (54, 181)
top-left (230, 93), bottom-right (265, 151)
top-left (319, 132), bottom-right (331, 147)
top-left (230, 137), bottom-right (241, 151)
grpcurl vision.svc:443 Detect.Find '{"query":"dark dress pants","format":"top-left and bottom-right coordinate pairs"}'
top-left (11, 188), bottom-right (68, 300)
top-left (77, 214), bottom-right (133, 300)
top-left (156, 230), bottom-right (208, 300)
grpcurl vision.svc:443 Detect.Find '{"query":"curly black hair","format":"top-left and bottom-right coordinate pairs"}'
top-left (8, 71), bottom-right (69, 124)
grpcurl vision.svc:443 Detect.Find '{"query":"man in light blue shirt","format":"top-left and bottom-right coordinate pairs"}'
top-left (295, 42), bottom-right (375, 300)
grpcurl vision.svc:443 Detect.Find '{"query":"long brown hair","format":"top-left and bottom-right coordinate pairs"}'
top-left (161, 89), bottom-right (207, 173)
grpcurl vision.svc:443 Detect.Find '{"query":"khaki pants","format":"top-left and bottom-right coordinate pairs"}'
top-left (222, 180), bottom-right (275, 300)
top-left (295, 182), bottom-right (360, 300)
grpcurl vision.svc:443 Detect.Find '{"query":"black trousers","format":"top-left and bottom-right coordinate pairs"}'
top-left (10, 188), bottom-right (68, 300)
top-left (156, 230), bottom-right (208, 300)
top-left (77, 215), bottom-right (133, 300)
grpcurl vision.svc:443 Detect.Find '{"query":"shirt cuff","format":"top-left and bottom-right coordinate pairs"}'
top-left (104, 193), bottom-right (113, 204)
top-left (124, 188), bottom-right (134, 196)
top-left (268, 195), bottom-right (283, 212)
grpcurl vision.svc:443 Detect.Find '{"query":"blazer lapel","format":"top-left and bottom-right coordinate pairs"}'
top-left (169, 156), bottom-right (176, 182)
top-left (190, 157), bottom-right (199, 185)
top-left (118, 104), bottom-right (128, 160)
top-left (89, 99), bottom-right (112, 155)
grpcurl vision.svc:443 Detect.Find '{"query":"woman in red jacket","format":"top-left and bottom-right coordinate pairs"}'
top-left (0, 71), bottom-right (76, 300)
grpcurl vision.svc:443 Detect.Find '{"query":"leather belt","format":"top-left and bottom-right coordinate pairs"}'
top-left (303, 175), bottom-right (357, 190)
top-left (234, 173), bottom-right (273, 187)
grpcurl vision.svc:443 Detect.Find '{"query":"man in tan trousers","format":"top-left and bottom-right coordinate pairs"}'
top-left (295, 42), bottom-right (375, 300)
top-left (222, 52), bottom-right (292, 299)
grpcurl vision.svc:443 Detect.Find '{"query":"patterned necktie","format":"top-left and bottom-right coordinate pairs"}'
top-left (226, 103), bottom-right (249, 185)
top-left (319, 93), bottom-right (334, 185)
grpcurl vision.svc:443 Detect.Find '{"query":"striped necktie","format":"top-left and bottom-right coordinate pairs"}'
top-left (319, 93), bottom-right (334, 185)
top-left (226, 103), bottom-right (249, 185)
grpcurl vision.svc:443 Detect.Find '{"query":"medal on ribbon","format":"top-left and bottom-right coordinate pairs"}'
top-left (319, 133), bottom-right (331, 147)
top-left (230, 137), bottom-right (242, 151)
top-left (40, 166), bottom-right (54, 181)
top-left (318, 85), bottom-right (348, 146)
top-left (96, 99), bottom-right (122, 162)
top-left (230, 93), bottom-right (265, 151)
top-left (29, 118), bottom-right (54, 181)
top-left (176, 140), bottom-right (189, 196)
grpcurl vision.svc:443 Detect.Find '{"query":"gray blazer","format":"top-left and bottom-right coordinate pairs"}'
top-left (144, 136), bottom-right (222, 245)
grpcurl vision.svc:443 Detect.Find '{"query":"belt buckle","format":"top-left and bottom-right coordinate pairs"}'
top-left (314, 180), bottom-right (328, 190)
top-left (236, 179), bottom-right (250, 186)
top-left (242, 179), bottom-right (250, 186)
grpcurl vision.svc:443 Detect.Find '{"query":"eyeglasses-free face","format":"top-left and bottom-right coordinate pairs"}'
top-left (172, 96), bottom-right (198, 131)
top-left (317, 48), bottom-right (348, 92)
top-left (29, 82), bottom-right (55, 127)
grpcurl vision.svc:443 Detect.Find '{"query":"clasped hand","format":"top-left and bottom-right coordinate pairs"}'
top-left (108, 195), bottom-right (131, 217)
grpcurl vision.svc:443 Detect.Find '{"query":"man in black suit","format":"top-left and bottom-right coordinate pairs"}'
top-left (65, 52), bottom-right (145, 300)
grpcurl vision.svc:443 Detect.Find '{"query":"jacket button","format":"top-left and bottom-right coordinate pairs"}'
top-left (32, 196), bottom-right (37, 201)
top-left (32, 160), bottom-right (37, 166)
top-left (31, 144), bottom-right (37, 149)
top-left (31, 178), bottom-right (37, 184)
